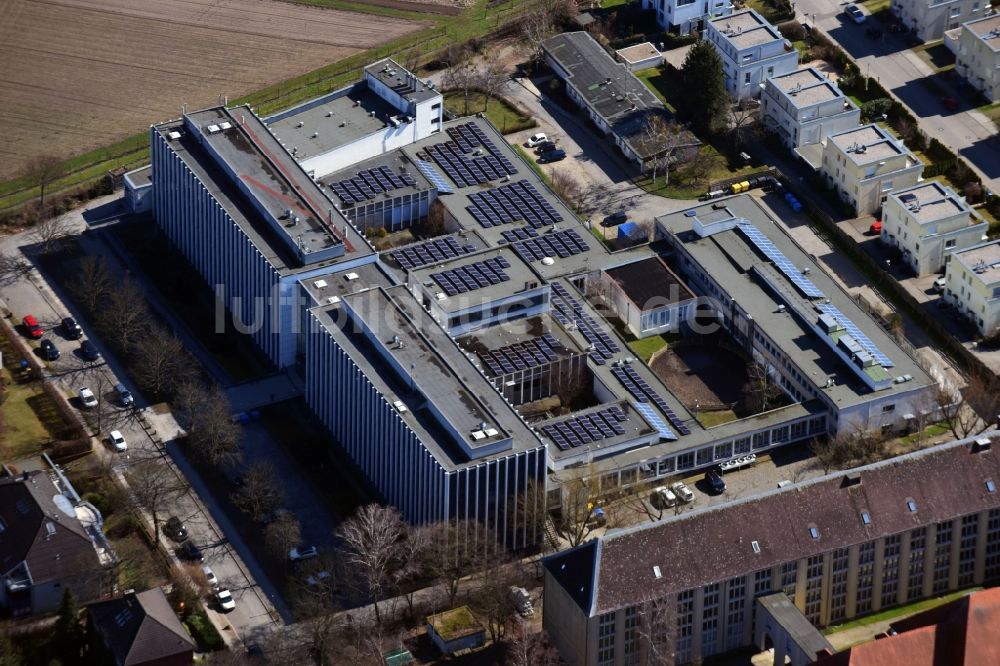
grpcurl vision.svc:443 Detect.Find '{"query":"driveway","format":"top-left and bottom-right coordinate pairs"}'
top-left (794, 2), bottom-right (1000, 192)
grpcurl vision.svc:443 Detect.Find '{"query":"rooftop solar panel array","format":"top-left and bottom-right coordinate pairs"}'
top-left (611, 365), bottom-right (691, 435)
top-left (737, 223), bottom-right (824, 299)
top-left (415, 122), bottom-right (518, 189)
top-left (549, 283), bottom-right (620, 365)
top-left (542, 406), bottom-right (628, 451)
top-left (329, 165), bottom-right (417, 205)
top-left (513, 229), bottom-right (590, 262)
top-left (816, 303), bottom-right (894, 367)
top-left (389, 236), bottom-right (476, 271)
top-left (466, 180), bottom-right (564, 229)
top-left (477, 334), bottom-right (563, 377)
top-left (429, 256), bottom-right (511, 296)
top-left (631, 401), bottom-right (678, 441)
top-left (414, 159), bottom-right (454, 194)
top-left (500, 227), bottom-right (539, 243)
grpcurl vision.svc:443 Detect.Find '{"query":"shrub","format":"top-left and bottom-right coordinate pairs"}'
top-left (777, 20), bottom-right (807, 41)
top-left (860, 98), bottom-right (893, 122)
top-left (183, 609), bottom-right (225, 651)
top-left (963, 182), bottom-right (984, 204)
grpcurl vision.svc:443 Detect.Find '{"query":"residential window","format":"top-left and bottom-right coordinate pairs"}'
top-left (958, 514), bottom-right (978, 586)
top-left (744, 72), bottom-right (752, 85)
top-left (857, 541), bottom-right (876, 613)
top-left (882, 534), bottom-right (902, 607)
top-left (933, 521), bottom-right (953, 594)
top-left (830, 548), bottom-right (850, 622)
top-left (781, 561), bottom-right (798, 602)
top-left (623, 606), bottom-right (641, 666)
top-left (945, 238), bottom-right (957, 249)
top-left (676, 590), bottom-right (695, 663)
top-left (804, 555), bottom-right (825, 623)
top-left (725, 576), bottom-right (747, 651)
top-left (754, 568), bottom-right (774, 597)
top-left (985, 509), bottom-right (1000, 581)
top-left (909, 527), bottom-right (927, 600)
top-left (702, 583), bottom-right (720, 656)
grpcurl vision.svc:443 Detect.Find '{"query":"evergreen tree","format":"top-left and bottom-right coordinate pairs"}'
top-left (53, 588), bottom-right (83, 665)
top-left (679, 42), bottom-right (729, 137)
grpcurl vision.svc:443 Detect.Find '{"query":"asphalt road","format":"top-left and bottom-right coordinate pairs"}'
top-left (795, 2), bottom-right (999, 192)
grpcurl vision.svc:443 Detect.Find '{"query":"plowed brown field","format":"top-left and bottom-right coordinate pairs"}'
top-left (0, 0), bottom-right (427, 178)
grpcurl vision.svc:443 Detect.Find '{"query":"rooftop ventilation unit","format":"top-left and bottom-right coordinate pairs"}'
top-left (313, 279), bottom-right (328, 289)
top-left (206, 124), bottom-right (221, 134)
top-left (326, 296), bottom-right (341, 305)
top-left (393, 400), bottom-right (408, 413)
top-left (167, 131), bottom-right (182, 140)
top-left (218, 121), bottom-right (232, 130)
top-left (345, 272), bottom-right (359, 280)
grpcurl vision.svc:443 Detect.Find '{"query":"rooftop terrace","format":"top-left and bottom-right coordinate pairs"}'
top-left (828, 125), bottom-right (908, 164)
top-left (953, 240), bottom-right (1000, 285)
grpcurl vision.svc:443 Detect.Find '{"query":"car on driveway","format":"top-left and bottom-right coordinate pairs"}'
top-left (671, 481), bottom-right (695, 504)
top-left (180, 540), bottom-right (204, 563)
top-left (115, 383), bottom-right (134, 407)
top-left (289, 545), bottom-right (319, 561)
top-left (78, 387), bottom-right (98, 409)
top-left (80, 340), bottom-right (100, 362)
top-left (650, 486), bottom-right (677, 509)
top-left (845, 4), bottom-right (866, 23)
top-left (22, 315), bottom-right (43, 339)
top-left (202, 565), bottom-right (218, 588)
top-left (216, 587), bottom-right (236, 612)
top-left (538, 149), bottom-right (566, 164)
top-left (165, 516), bottom-right (188, 542)
top-left (40, 339), bottom-right (60, 361)
top-left (601, 211), bottom-right (628, 227)
top-left (62, 317), bottom-right (83, 339)
top-left (525, 133), bottom-right (548, 148)
top-left (705, 469), bottom-right (727, 494)
top-left (534, 140), bottom-right (557, 154)
top-left (108, 430), bottom-right (128, 453)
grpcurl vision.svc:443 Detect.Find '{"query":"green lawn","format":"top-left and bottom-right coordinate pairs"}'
top-left (823, 588), bottom-right (979, 635)
top-left (443, 90), bottom-right (535, 134)
top-left (980, 102), bottom-right (1000, 125)
top-left (899, 421), bottom-right (950, 445)
top-left (0, 375), bottom-right (53, 459)
top-left (861, 0), bottom-right (890, 13)
top-left (628, 335), bottom-right (669, 363)
top-left (696, 410), bottom-right (738, 428)
top-left (636, 145), bottom-right (758, 200)
top-left (633, 68), bottom-right (679, 114)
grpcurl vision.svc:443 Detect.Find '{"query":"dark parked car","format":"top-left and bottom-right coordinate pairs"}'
top-left (40, 339), bottom-right (60, 361)
top-left (165, 516), bottom-right (188, 542)
top-left (79, 340), bottom-right (100, 362)
top-left (601, 211), bottom-right (628, 227)
top-left (534, 140), bottom-right (557, 154)
top-left (179, 540), bottom-right (204, 563)
top-left (62, 317), bottom-right (83, 339)
top-left (538, 149), bottom-right (566, 164)
top-left (705, 469), bottom-right (726, 494)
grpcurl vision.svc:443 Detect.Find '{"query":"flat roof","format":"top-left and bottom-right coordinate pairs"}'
top-left (711, 9), bottom-right (783, 48)
top-left (364, 58), bottom-right (439, 104)
top-left (124, 165), bottom-right (152, 188)
top-left (965, 14), bottom-right (1000, 49)
top-left (605, 256), bottom-right (695, 310)
top-left (616, 42), bottom-right (661, 64)
top-left (953, 240), bottom-right (1000, 285)
top-left (891, 182), bottom-right (973, 224)
top-left (757, 594), bottom-right (835, 657)
top-left (310, 285), bottom-right (543, 468)
top-left (769, 68), bottom-right (845, 107)
top-left (266, 84), bottom-right (400, 161)
top-left (828, 124), bottom-right (909, 164)
top-left (154, 111), bottom-right (372, 275)
top-left (299, 262), bottom-right (395, 306)
top-left (408, 245), bottom-right (542, 313)
top-left (656, 195), bottom-right (932, 407)
top-left (542, 32), bottom-right (697, 159)
top-left (319, 148), bottom-right (433, 209)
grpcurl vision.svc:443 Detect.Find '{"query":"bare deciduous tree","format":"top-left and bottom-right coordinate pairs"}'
top-left (520, 0), bottom-right (574, 66)
top-left (127, 456), bottom-right (186, 543)
top-left (728, 99), bottom-right (761, 151)
top-left (810, 426), bottom-right (889, 473)
top-left (505, 623), bottom-right (562, 666)
top-left (0, 250), bottom-right (33, 286)
top-left (443, 57), bottom-right (480, 116)
top-left (639, 114), bottom-right (690, 185)
top-left (554, 470), bottom-right (603, 548)
top-left (337, 504), bottom-right (408, 626)
top-left (418, 520), bottom-right (491, 609)
top-left (175, 382), bottom-right (242, 469)
top-left (132, 323), bottom-right (195, 398)
top-left (98, 279), bottom-right (150, 353)
top-left (509, 478), bottom-right (548, 551)
top-left (30, 213), bottom-right (75, 254)
top-left (470, 557), bottom-right (520, 644)
top-left (70, 256), bottom-right (113, 316)
top-left (638, 597), bottom-right (675, 666)
top-left (231, 461), bottom-right (285, 522)
top-left (264, 513), bottom-right (302, 559)
top-left (23, 155), bottom-right (66, 211)
top-left (742, 361), bottom-right (784, 414)
top-left (938, 372), bottom-right (1000, 440)
top-left (550, 170), bottom-right (582, 211)
top-left (478, 59), bottom-right (508, 112)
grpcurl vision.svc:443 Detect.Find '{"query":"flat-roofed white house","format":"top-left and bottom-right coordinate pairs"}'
top-left (820, 125), bottom-right (924, 216)
top-left (641, 0), bottom-right (732, 34)
top-left (944, 240), bottom-right (1000, 335)
top-left (880, 182), bottom-right (988, 275)
top-left (762, 68), bottom-right (861, 150)
top-left (955, 14), bottom-right (1000, 102)
top-left (891, 0), bottom-right (988, 42)
top-left (704, 9), bottom-right (799, 100)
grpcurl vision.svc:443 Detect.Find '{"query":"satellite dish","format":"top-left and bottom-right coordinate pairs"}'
top-left (541, 257), bottom-right (555, 266)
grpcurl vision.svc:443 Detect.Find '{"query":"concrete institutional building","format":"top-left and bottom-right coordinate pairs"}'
top-left (544, 433), bottom-right (1000, 665)
top-left (891, 0), bottom-right (988, 41)
top-left (542, 32), bottom-right (699, 171)
top-left (955, 14), bottom-right (1000, 102)
top-left (879, 181), bottom-right (987, 275)
top-left (704, 10), bottom-right (799, 100)
top-left (641, 0), bottom-right (732, 35)
top-left (820, 125), bottom-right (924, 216)
top-left (944, 240), bottom-right (1000, 335)
top-left (143, 55), bottom-right (938, 547)
top-left (761, 68), bottom-right (861, 151)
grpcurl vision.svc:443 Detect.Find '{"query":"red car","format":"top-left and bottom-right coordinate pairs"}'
top-left (22, 315), bottom-right (43, 339)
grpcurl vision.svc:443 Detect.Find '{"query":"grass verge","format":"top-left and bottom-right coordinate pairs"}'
top-left (627, 335), bottom-right (669, 363)
top-left (444, 90), bottom-right (536, 134)
top-left (0, 378), bottom-right (53, 458)
top-left (696, 410), bottom-right (738, 428)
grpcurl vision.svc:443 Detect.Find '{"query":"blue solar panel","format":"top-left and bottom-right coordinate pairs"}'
top-left (816, 303), bottom-right (894, 367)
top-left (414, 159), bottom-right (453, 194)
top-left (737, 223), bottom-right (824, 299)
top-left (632, 402), bottom-right (678, 441)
